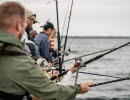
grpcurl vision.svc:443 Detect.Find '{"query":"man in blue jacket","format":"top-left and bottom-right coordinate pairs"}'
top-left (35, 22), bottom-right (54, 63)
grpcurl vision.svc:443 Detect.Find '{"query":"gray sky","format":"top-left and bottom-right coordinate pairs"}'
top-left (0, 0), bottom-right (130, 36)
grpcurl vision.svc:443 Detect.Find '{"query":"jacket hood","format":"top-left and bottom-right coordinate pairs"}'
top-left (0, 30), bottom-right (22, 48)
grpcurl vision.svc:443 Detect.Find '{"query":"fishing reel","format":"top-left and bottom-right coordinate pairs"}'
top-left (63, 50), bottom-right (69, 56)
top-left (60, 50), bottom-right (69, 56)
top-left (75, 57), bottom-right (82, 62)
top-left (75, 57), bottom-right (86, 67)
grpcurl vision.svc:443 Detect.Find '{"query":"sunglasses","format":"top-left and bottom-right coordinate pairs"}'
top-left (29, 14), bottom-right (36, 18)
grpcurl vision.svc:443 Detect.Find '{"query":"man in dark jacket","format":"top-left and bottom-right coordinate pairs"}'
top-left (34, 22), bottom-right (54, 63)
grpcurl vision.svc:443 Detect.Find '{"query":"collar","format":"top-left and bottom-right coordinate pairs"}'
top-left (0, 30), bottom-right (23, 48)
top-left (40, 32), bottom-right (49, 36)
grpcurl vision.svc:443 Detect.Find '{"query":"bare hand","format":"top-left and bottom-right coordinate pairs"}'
top-left (69, 62), bottom-right (81, 73)
top-left (51, 74), bottom-right (58, 78)
top-left (80, 83), bottom-right (93, 94)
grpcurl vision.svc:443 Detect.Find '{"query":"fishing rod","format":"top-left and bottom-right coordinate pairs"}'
top-left (91, 76), bottom-right (130, 87)
top-left (63, 43), bottom-right (120, 63)
top-left (55, 0), bottom-right (62, 73)
top-left (61, 0), bottom-right (70, 43)
top-left (50, 41), bottom-right (130, 80)
top-left (64, 48), bottom-right (111, 62)
top-left (79, 71), bottom-right (121, 79)
top-left (62, 0), bottom-right (74, 63)
top-left (55, 47), bottom-right (113, 65)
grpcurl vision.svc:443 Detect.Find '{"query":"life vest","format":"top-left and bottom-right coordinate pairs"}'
top-left (49, 37), bottom-right (55, 49)
top-left (0, 43), bottom-right (32, 100)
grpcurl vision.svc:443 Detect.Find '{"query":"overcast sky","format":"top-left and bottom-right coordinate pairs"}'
top-left (0, 0), bottom-right (130, 36)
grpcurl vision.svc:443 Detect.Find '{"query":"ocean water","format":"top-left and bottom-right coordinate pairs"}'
top-left (60, 37), bottom-right (130, 100)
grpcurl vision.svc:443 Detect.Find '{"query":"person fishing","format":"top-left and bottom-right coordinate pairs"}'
top-left (21, 9), bottom-right (40, 62)
top-left (0, 1), bottom-right (92, 100)
top-left (34, 22), bottom-right (54, 66)
top-left (49, 29), bottom-right (56, 50)
top-left (49, 29), bottom-right (59, 62)
top-left (21, 9), bottom-right (38, 41)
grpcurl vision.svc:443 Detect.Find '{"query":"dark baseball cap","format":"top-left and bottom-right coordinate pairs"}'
top-left (40, 22), bottom-right (54, 30)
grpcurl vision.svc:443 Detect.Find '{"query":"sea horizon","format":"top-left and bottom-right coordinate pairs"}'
top-left (61, 36), bottom-right (130, 38)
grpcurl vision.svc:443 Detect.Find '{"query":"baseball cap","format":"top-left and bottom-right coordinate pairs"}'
top-left (40, 22), bottom-right (54, 30)
top-left (26, 9), bottom-right (39, 24)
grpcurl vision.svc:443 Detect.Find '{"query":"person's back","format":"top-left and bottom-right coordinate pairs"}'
top-left (0, 30), bottom-right (27, 100)
top-left (35, 31), bottom-right (52, 63)
top-left (34, 32), bottom-right (47, 50)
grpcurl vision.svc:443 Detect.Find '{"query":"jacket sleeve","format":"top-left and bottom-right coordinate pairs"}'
top-left (19, 57), bottom-right (81, 100)
top-left (40, 37), bottom-right (52, 62)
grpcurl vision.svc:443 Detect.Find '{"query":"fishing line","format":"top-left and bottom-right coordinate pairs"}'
top-left (67, 36), bottom-right (77, 50)
top-left (46, 1), bottom-right (52, 4)
top-left (79, 71), bottom-right (122, 79)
